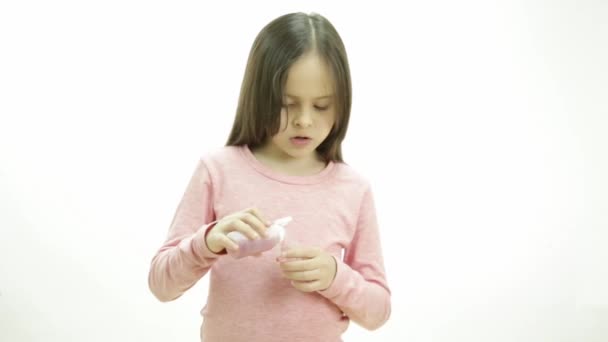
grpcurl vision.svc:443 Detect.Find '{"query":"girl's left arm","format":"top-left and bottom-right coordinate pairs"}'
top-left (317, 184), bottom-right (392, 331)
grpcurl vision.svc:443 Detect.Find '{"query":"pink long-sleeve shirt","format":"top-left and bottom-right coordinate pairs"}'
top-left (148, 145), bottom-right (391, 342)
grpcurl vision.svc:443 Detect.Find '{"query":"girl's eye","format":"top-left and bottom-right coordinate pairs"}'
top-left (282, 103), bottom-right (329, 111)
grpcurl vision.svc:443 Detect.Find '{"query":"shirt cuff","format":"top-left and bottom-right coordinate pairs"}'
top-left (317, 256), bottom-right (350, 299)
top-left (191, 221), bottom-right (226, 261)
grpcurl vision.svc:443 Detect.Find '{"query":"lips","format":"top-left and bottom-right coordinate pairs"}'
top-left (289, 136), bottom-right (312, 146)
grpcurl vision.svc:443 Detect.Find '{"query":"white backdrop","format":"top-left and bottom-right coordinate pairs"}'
top-left (1, 1), bottom-right (607, 341)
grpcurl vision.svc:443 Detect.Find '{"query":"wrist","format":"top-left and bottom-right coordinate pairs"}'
top-left (204, 222), bottom-right (226, 255)
top-left (321, 256), bottom-right (338, 291)
top-left (330, 256), bottom-right (338, 282)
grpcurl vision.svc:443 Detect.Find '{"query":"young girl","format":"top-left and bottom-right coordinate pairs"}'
top-left (148, 12), bottom-right (391, 342)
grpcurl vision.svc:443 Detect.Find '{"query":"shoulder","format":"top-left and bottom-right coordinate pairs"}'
top-left (199, 145), bottom-right (242, 163)
top-left (196, 145), bottom-right (246, 177)
top-left (331, 161), bottom-right (373, 191)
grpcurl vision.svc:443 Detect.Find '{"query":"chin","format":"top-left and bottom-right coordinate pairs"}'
top-left (280, 146), bottom-right (315, 159)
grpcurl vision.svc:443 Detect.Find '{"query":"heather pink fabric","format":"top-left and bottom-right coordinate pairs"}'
top-left (148, 145), bottom-right (391, 341)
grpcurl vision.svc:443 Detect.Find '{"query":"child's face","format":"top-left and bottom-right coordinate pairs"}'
top-left (269, 52), bottom-right (337, 162)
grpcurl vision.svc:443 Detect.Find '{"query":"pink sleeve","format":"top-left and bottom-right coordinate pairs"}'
top-left (148, 159), bottom-right (225, 302)
top-left (317, 184), bottom-right (392, 330)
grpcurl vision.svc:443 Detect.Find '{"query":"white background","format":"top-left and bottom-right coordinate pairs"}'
top-left (1, 1), bottom-right (607, 341)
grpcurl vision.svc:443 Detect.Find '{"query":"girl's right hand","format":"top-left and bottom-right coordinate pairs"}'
top-left (205, 207), bottom-right (272, 255)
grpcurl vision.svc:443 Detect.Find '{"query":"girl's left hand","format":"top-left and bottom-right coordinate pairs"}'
top-left (277, 247), bottom-right (337, 292)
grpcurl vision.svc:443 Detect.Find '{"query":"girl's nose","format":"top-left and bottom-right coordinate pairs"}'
top-left (294, 109), bottom-right (313, 127)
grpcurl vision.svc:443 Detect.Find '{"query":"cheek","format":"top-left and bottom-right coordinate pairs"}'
top-left (323, 112), bottom-right (337, 130)
top-left (280, 110), bottom-right (289, 125)
top-left (271, 112), bottom-right (289, 140)
top-left (275, 111), bottom-right (287, 131)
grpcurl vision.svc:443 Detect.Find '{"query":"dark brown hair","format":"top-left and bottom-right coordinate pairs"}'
top-left (225, 12), bottom-right (352, 162)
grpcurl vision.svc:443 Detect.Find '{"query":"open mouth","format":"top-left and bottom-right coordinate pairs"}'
top-left (290, 136), bottom-right (312, 146)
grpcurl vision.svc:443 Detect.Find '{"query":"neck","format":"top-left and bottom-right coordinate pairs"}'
top-left (251, 144), bottom-right (326, 176)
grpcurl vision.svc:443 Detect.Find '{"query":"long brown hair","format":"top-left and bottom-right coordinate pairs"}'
top-left (225, 12), bottom-right (352, 162)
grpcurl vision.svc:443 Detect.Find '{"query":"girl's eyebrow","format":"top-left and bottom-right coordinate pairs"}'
top-left (284, 94), bottom-right (334, 99)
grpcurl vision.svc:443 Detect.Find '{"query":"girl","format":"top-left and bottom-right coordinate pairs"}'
top-left (148, 12), bottom-right (391, 342)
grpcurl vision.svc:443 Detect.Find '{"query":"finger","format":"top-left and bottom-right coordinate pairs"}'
top-left (278, 258), bottom-right (318, 272)
top-left (282, 269), bottom-right (320, 282)
top-left (281, 247), bottom-right (322, 259)
top-left (246, 207), bottom-right (272, 226)
top-left (240, 213), bottom-right (269, 238)
top-left (231, 220), bottom-right (260, 240)
top-left (218, 235), bottom-right (239, 252)
top-left (290, 280), bottom-right (322, 293)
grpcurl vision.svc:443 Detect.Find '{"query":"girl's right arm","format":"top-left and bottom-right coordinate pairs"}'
top-left (148, 159), bottom-right (220, 302)
top-left (148, 158), bottom-right (270, 302)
